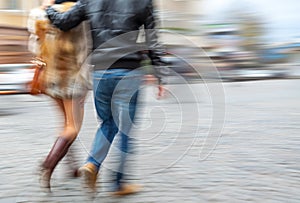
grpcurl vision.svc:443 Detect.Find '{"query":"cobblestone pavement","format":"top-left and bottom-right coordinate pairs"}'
top-left (0, 79), bottom-right (299, 202)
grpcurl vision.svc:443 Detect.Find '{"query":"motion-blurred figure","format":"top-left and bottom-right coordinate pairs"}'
top-left (27, 0), bottom-right (91, 191)
top-left (42, 0), bottom-right (167, 195)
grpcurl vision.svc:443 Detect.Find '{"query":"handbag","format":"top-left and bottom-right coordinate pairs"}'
top-left (29, 57), bottom-right (46, 95)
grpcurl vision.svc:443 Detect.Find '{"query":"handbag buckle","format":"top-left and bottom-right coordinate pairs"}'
top-left (31, 57), bottom-right (46, 68)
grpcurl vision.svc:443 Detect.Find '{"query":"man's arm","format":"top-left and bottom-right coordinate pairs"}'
top-left (44, 1), bottom-right (86, 32)
top-left (143, 0), bottom-right (169, 85)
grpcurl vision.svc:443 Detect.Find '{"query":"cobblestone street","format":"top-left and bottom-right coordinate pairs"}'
top-left (0, 79), bottom-right (299, 202)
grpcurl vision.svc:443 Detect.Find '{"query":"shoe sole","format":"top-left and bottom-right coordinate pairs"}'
top-left (111, 185), bottom-right (142, 196)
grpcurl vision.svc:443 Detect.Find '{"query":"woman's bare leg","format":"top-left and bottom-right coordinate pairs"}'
top-left (53, 98), bottom-right (67, 126)
top-left (40, 95), bottom-right (86, 190)
top-left (61, 96), bottom-right (86, 177)
top-left (60, 95), bottom-right (86, 141)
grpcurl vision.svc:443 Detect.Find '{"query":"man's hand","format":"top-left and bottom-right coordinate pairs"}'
top-left (41, 0), bottom-right (55, 9)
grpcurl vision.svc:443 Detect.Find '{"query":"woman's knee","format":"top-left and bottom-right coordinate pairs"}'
top-left (61, 126), bottom-right (79, 141)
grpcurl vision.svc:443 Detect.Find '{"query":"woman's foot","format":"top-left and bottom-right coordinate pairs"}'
top-left (39, 166), bottom-right (52, 192)
top-left (39, 136), bottom-right (72, 191)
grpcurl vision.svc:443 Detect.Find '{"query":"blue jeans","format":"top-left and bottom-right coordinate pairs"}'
top-left (87, 68), bottom-right (143, 189)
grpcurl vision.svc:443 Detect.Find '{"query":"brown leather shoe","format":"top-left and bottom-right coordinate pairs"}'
top-left (78, 163), bottom-right (98, 191)
top-left (111, 184), bottom-right (142, 196)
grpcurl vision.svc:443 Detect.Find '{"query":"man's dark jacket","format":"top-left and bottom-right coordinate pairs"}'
top-left (46, 0), bottom-right (167, 81)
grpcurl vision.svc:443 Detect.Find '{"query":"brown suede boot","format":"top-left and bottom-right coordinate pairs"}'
top-left (78, 163), bottom-right (98, 192)
top-left (40, 136), bottom-right (72, 191)
top-left (111, 184), bottom-right (142, 196)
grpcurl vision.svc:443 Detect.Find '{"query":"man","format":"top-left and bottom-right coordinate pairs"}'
top-left (42, 0), bottom-right (167, 195)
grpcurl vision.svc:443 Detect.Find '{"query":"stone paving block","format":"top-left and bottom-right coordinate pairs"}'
top-left (0, 80), bottom-right (300, 202)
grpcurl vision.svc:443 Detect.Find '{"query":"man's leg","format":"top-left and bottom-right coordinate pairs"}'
top-left (87, 117), bottom-right (118, 168)
top-left (79, 71), bottom-right (118, 190)
top-left (111, 69), bottom-right (142, 194)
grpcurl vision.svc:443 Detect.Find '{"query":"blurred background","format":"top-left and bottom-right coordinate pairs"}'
top-left (1, 0), bottom-right (300, 92)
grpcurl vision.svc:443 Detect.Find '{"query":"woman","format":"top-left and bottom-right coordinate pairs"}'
top-left (28, 0), bottom-right (91, 190)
